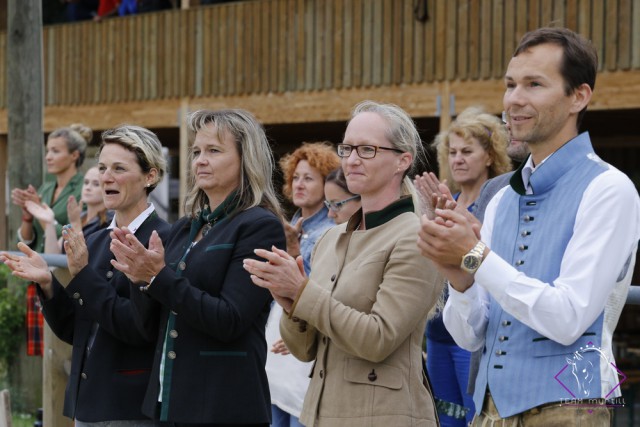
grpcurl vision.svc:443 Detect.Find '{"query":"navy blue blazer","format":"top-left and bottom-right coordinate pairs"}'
top-left (135, 206), bottom-right (285, 424)
top-left (40, 213), bottom-right (170, 422)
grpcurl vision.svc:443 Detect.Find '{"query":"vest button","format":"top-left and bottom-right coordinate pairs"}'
top-left (168, 351), bottom-right (176, 360)
top-left (521, 230), bottom-right (531, 237)
top-left (78, 299), bottom-right (84, 306)
top-left (330, 274), bottom-right (336, 282)
top-left (501, 320), bottom-right (511, 326)
top-left (81, 373), bottom-right (87, 380)
top-left (178, 261), bottom-right (186, 271)
top-left (498, 336), bottom-right (508, 342)
top-left (169, 330), bottom-right (178, 339)
top-left (495, 350), bottom-right (506, 356)
top-left (519, 245), bottom-right (528, 251)
top-left (368, 369), bottom-right (377, 381)
top-left (106, 271), bottom-right (114, 279)
top-left (515, 260), bottom-right (524, 266)
top-left (524, 215), bottom-right (534, 222)
top-left (72, 293), bottom-right (80, 299)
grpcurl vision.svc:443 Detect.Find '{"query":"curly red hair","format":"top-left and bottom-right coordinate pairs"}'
top-left (279, 142), bottom-right (341, 201)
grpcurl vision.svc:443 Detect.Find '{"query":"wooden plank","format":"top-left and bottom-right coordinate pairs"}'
top-left (491, 0), bottom-right (503, 79)
top-left (314, 0), bottom-right (326, 89)
top-left (260, 0), bottom-right (270, 93)
top-left (605, 0), bottom-right (618, 71)
top-left (402, 0), bottom-right (414, 83)
top-left (352, 0), bottom-right (363, 87)
top-left (361, 0), bottom-right (373, 86)
top-left (617, 0), bottom-right (632, 70)
top-left (424, 0), bottom-right (436, 82)
top-left (479, 0), bottom-right (491, 79)
top-left (210, 6), bottom-right (220, 95)
top-left (591, 0), bottom-right (605, 71)
top-left (540, 0), bottom-right (552, 26)
top-left (323, 0), bottom-right (334, 89)
top-left (468, 0), bottom-right (480, 80)
top-left (342, 0), bottom-right (353, 87)
top-left (515, 0), bottom-right (528, 45)
top-left (277, 0), bottom-right (287, 93)
top-left (457, 0), bottom-right (469, 80)
top-left (381, 0), bottom-right (393, 85)
top-left (249, 2), bottom-right (261, 94)
top-left (371, 0), bottom-right (383, 86)
top-left (633, 0), bottom-right (640, 68)
top-left (577, 0), bottom-right (591, 41)
top-left (194, 11), bottom-right (203, 96)
top-left (390, 0), bottom-right (403, 85)
top-left (183, 10), bottom-right (193, 97)
top-left (285, 0), bottom-right (296, 91)
top-left (61, 25), bottom-right (69, 105)
top-left (528, 0), bottom-right (540, 30)
top-left (503, 0), bottom-right (516, 71)
top-left (445, 0), bottom-right (456, 80)
top-left (333, 0), bottom-right (344, 88)
top-left (434, 0), bottom-right (446, 80)
top-left (219, 5), bottom-right (229, 95)
top-left (269, 0), bottom-right (278, 92)
top-left (234, 4), bottom-right (244, 94)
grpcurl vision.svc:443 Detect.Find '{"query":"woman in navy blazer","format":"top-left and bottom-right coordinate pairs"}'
top-left (109, 109), bottom-right (286, 426)
top-left (2, 125), bottom-right (170, 426)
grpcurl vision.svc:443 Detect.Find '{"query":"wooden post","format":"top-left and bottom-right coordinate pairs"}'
top-left (179, 99), bottom-right (190, 217)
top-left (6, 0), bottom-right (44, 246)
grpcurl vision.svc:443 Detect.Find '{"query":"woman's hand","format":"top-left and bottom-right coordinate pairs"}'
top-left (414, 172), bottom-right (456, 220)
top-left (284, 218), bottom-right (303, 257)
top-left (12, 185), bottom-right (40, 221)
top-left (62, 224), bottom-right (89, 277)
top-left (0, 243), bottom-right (53, 299)
top-left (66, 195), bottom-right (84, 231)
top-left (270, 338), bottom-right (291, 356)
top-left (25, 200), bottom-right (56, 229)
top-left (110, 227), bottom-right (165, 285)
top-left (243, 246), bottom-right (307, 312)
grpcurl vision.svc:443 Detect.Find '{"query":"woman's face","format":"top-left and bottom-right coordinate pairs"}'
top-left (98, 144), bottom-right (152, 216)
top-left (291, 160), bottom-right (325, 214)
top-left (447, 133), bottom-right (491, 188)
top-left (191, 124), bottom-right (241, 206)
top-left (341, 112), bottom-right (409, 201)
top-left (45, 136), bottom-right (79, 176)
top-left (81, 167), bottom-right (103, 207)
top-left (324, 181), bottom-right (360, 225)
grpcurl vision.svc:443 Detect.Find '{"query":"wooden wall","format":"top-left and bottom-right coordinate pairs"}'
top-left (0, 0), bottom-right (638, 110)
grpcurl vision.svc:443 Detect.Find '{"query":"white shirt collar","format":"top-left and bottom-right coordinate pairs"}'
top-left (108, 203), bottom-right (156, 234)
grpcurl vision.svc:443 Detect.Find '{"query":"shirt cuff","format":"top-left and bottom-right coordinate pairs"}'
top-left (474, 250), bottom-right (519, 298)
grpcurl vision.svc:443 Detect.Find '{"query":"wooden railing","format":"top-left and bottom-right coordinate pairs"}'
top-left (0, 0), bottom-right (638, 108)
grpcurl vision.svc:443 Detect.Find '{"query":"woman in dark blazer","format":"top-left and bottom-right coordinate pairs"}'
top-left (2, 125), bottom-right (170, 426)
top-left (109, 109), bottom-right (286, 426)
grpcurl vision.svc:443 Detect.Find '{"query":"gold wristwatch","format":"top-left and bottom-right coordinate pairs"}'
top-left (460, 241), bottom-right (487, 274)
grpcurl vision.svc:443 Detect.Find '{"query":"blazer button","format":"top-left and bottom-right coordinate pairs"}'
top-left (169, 330), bottom-right (178, 339)
top-left (319, 370), bottom-right (324, 378)
top-left (168, 351), bottom-right (176, 360)
top-left (81, 373), bottom-right (87, 380)
top-left (178, 261), bottom-right (186, 271)
top-left (330, 274), bottom-right (336, 282)
top-left (78, 299), bottom-right (84, 306)
top-left (368, 369), bottom-right (377, 382)
top-left (106, 271), bottom-right (114, 279)
top-left (72, 292), bottom-right (80, 299)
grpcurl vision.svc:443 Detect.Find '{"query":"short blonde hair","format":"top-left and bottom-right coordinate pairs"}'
top-left (432, 106), bottom-right (511, 193)
top-left (99, 125), bottom-right (167, 195)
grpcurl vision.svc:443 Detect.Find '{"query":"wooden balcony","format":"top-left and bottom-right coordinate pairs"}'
top-left (0, 0), bottom-right (639, 132)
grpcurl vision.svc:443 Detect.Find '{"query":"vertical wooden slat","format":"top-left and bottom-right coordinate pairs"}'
top-left (577, 0), bottom-right (591, 40)
top-left (361, 0), bottom-right (373, 86)
top-left (552, 0), bottom-right (566, 28)
top-left (201, 7), bottom-right (211, 96)
top-left (113, 19), bottom-right (122, 103)
top-left (491, 0), bottom-right (503, 79)
top-left (371, 0), bottom-right (383, 86)
top-left (233, 5), bottom-right (244, 95)
top-left (479, 0), bottom-right (492, 79)
top-left (617, 0), bottom-right (632, 70)
top-left (468, 0), bottom-right (480, 80)
top-left (457, 0), bottom-right (469, 80)
top-left (249, 2), bottom-right (261, 94)
top-left (503, 0), bottom-right (516, 71)
top-left (591, 0), bottom-right (605, 71)
top-left (605, 0), bottom-right (618, 71)
top-left (149, 14), bottom-right (159, 100)
top-left (515, 0), bottom-right (528, 43)
top-left (540, 0), bottom-right (552, 26)
top-left (209, 6), bottom-right (220, 95)
top-left (284, 0), bottom-right (296, 91)
top-left (314, 0), bottom-right (325, 89)
top-left (633, 0), bottom-right (640, 68)
top-left (320, 0), bottom-right (331, 90)
top-left (260, 0), bottom-right (270, 93)
top-left (268, 0), bottom-right (278, 92)
top-left (219, 5), bottom-right (229, 95)
top-left (343, 0), bottom-right (353, 87)
top-left (194, 11), bottom-right (203, 96)
top-left (333, 0), bottom-right (344, 88)
top-left (402, 0), bottom-right (414, 84)
top-left (434, 0), bottom-right (446, 80)
top-left (445, 0), bottom-right (456, 80)
top-left (380, 0), bottom-right (393, 85)
top-left (424, 0), bottom-right (436, 82)
top-left (565, 0), bottom-right (578, 30)
top-left (391, 0), bottom-right (403, 85)
top-left (277, 1), bottom-right (287, 93)
top-left (352, 0), bottom-right (363, 87)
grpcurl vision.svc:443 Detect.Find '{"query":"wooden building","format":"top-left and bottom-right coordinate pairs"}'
top-left (0, 1), bottom-right (639, 424)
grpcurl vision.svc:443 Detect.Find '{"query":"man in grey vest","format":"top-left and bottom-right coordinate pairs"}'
top-left (418, 27), bottom-right (640, 425)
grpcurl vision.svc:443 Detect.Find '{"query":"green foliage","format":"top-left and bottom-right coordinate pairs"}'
top-left (0, 264), bottom-right (26, 368)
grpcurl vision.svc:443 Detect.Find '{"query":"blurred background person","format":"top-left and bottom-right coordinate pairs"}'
top-left (109, 109), bottom-right (285, 426)
top-left (279, 142), bottom-right (340, 274)
top-left (11, 123), bottom-right (92, 356)
top-left (245, 100), bottom-right (443, 426)
top-left (424, 106), bottom-right (510, 426)
top-left (1, 125), bottom-right (169, 426)
top-left (323, 167), bottom-right (361, 224)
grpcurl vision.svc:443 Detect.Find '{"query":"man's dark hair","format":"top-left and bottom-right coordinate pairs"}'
top-left (514, 27), bottom-right (598, 128)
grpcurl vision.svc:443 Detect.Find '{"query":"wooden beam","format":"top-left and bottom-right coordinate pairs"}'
top-left (0, 70), bottom-right (637, 133)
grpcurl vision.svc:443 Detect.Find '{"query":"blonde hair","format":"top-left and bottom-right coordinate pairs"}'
top-left (99, 125), bottom-right (167, 194)
top-left (432, 106), bottom-right (511, 193)
top-left (49, 124), bottom-right (93, 168)
top-left (184, 109), bottom-right (283, 219)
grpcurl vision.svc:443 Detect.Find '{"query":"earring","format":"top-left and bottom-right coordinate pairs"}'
top-left (146, 183), bottom-right (151, 188)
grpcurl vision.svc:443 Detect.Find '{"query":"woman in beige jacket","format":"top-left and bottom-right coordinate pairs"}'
top-left (245, 101), bottom-right (443, 426)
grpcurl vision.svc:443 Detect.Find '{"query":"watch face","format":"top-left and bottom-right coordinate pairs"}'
top-left (463, 255), bottom-right (480, 271)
